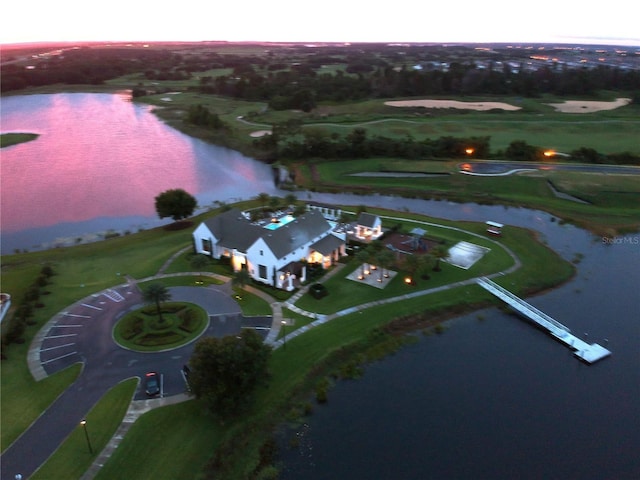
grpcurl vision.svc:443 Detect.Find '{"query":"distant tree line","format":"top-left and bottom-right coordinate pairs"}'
top-left (4, 44), bottom-right (640, 106)
top-left (2, 47), bottom-right (177, 91)
top-left (252, 125), bottom-right (640, 165)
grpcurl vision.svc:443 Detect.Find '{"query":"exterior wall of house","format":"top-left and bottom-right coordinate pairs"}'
top-left (356, 218), bottom-right (382, 240)
top-left (246, 238), bottom-right (278, 286)
top-left (192, 224), bottom-right (218, 257)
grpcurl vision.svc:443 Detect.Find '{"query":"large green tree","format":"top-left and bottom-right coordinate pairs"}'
top-left (188, 330), bottom-right (272, 418)
top-left (154, 188), bottom-right (197, 222)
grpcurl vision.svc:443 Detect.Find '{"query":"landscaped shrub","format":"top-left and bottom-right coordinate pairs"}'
top-left (315, 377), bottom-right (330, 403)
top-left (309, 283), bottom-right (328, 299)
top-left (120, 316), bottom-right (144, 340)
top-left (178, 308), bottom-right (200, 333)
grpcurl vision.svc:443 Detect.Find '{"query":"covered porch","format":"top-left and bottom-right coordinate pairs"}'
top-left (308, 235), bottom-right (346, 269)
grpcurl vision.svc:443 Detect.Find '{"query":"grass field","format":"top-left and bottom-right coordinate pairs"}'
top-left (302, 159), bottom-right (640, 234)
top-left (31, 378), bottom-right (138, 480)
top-left (1, 132), bottom-right (39, 148)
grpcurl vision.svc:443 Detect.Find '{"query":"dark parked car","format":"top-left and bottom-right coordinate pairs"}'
top-left (144, 372), bottom-right (160, 396)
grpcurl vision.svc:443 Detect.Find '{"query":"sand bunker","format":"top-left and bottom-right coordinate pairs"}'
top-left (546, 97), bottom-right (631, 113)
top-left (249, 130), bottom-right (272, 137)
top-left (385, 99), bottom-right (521, 111)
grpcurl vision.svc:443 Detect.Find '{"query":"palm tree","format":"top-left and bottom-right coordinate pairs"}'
top-left (355, 249), bottom-right (370, 279)
top-left (256, 192), bottom-right (270, 215)
top-left (376, 249), bottom-right (395, 281)
top-left (401, 254), bottom-right (419, 284)
top-left (284, 193), bottom-right (297, 209)
top-left (232, 268), bottom-right (251, 290)
top-left (143, 283), bottom-right (171, 324)
top-left (269, 195), bottom-right (280, 211)
top-left (431, 246), bottom-right (450, 272)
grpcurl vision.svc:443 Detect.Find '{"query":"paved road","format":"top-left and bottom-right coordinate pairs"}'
top-left (458, 160), bottom-right (640, 176)
top-left (1, 282), bottom-right (271, 480)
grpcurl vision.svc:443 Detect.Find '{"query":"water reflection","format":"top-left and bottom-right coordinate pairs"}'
top-left (1, 93), bottom-right (279, 252)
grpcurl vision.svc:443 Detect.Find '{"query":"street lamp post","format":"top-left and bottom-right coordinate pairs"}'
top-left (80, 419), bottom-right (93, 454)
top-left (281, 320), bottom-right (287, 349)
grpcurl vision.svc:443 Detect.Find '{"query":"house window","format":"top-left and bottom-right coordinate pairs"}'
top-left (260, 250), bottom-right (264, 256)
top-left (259, 265), bottom-right (267, 279)
top-left (202, 238), bottom-right (212, 253)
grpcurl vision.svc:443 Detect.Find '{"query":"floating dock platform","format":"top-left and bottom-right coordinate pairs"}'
top-left (477, 277), bottom-right (611, 364)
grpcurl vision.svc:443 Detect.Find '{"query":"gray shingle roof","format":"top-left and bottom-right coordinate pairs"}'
top-left (311, 233), bottom-right (344, 256)
top-left (202, 208), bottom-right (263, 251)
top-left (202, 209), bottom-right (333, 259)
top-left (261, 211), bottom-right (332, 259)
top-left (357, 212), bottom-right (379, 228)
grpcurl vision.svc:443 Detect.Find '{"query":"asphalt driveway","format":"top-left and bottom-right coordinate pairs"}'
top-left (1, 282), bottom-right (272, 479)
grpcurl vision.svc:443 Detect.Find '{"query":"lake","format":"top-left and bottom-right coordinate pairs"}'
top-left (1, 93), bottom-right (638, 479)
top-left (0, 93), bottom-right (280, 253)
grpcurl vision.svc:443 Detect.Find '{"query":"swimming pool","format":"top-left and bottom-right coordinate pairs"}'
top-left (263, 214), bottom-right (295, 230)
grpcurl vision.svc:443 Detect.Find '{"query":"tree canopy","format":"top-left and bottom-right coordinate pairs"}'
top-left (188, 330), bottom-right (272, 418)
top-left (154, 188), bottom-right (197, 221)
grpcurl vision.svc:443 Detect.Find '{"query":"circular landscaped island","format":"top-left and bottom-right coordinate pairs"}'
top-left (113, 302), bottom-right (208, 352)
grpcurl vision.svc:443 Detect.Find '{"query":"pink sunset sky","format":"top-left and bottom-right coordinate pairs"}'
top-left (2, 0), bottom-right (639, 46)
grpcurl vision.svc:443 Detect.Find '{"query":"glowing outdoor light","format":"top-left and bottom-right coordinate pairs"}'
top-left (281, 320), bottom-right (287, 349)
top-left (544, 150), bottom-right (555, 157)
top-left (465, 147), bottom-right (475, 155)
top-left (80, 419), bottom-right (93, 454)
top-left (405, 277), bottom-right (413, 285)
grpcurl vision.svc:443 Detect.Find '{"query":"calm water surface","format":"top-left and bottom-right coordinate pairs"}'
top-left (1, 93), bottom-right (279, 253)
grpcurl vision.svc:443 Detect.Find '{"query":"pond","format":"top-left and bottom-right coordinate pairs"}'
top-left (0, 93), bottom-right (280, 253)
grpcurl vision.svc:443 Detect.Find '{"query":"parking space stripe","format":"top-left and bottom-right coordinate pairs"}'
top-left (41, 351), bottom-right (77, 365)
top-left (81, 303), bottom-right (102, 310)
top-left (52, 324), bottom-right (83, 328)
top-left (40, 343), bottom-right (75, 352)
top-left (63, 313), bottom-right (91, 318)
top-left (45, 334), bottom-right (78, 339)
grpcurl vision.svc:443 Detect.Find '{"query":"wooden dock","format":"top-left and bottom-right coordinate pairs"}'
top-left (477, 277), bottom-right (611, 364)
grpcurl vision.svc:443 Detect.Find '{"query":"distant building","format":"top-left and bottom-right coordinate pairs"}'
top-left (192, 208), bottom-right (346, 291)
top-left (355, 212), bottom-right (383, 241)
top-left (306, 202), bottom-right (342, 221)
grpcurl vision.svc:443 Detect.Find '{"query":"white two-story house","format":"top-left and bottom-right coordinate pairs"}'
top-left (192, 208), bottom-right (346, 291)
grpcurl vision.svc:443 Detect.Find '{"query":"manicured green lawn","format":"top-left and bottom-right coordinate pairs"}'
top-left (232, 288), bottom-right (273, 316)
top-left (31, 378), bottom-right (138, 480)
top-left (94, 399), bottom-right (222, 480)
top-left (296, 219), bottom-right (514, 314)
